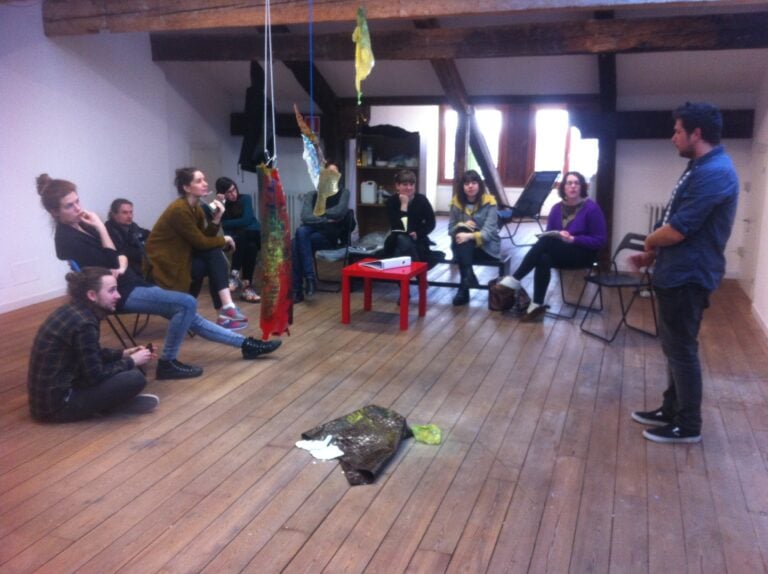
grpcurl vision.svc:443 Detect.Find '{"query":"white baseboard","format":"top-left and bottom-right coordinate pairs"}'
top-left (0, 288), bottom-right (66, 314)
top-left (752, 302), bottom-right (768, 341)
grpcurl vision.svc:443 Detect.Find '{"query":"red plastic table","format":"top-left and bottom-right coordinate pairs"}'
top-left (341, 259), bottom-right (428, 330)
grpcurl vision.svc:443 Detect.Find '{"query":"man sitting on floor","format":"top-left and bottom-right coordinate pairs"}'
top-left (27, 266), bottom-right (157, 423)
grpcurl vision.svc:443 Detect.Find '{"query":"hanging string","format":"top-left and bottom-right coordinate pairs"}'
top-left (308, 0), bottom-right (314, 122)
top-left (263, 0), bottom-right (277, 166)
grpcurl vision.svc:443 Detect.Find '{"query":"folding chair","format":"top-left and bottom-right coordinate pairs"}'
top-left (496, 171), bottom-right (560, 246)
top-left (579, 233), bottom-right (658, 343)
top-left (312, 209), bottom-right (357, 293)
top-left (546, 259), bottom-right (603, 320)
top-left (67, 260), bottom-right (144, 348)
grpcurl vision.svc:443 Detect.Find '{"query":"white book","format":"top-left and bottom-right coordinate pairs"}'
top-left (360, 256), bottom-right (412, 270)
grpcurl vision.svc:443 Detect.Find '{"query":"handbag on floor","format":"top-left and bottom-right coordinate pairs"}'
top-left (488, 278), bottom-right (530, 317)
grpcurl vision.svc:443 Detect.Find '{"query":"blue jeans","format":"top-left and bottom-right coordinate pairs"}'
top-left (656, 284), bottom-right (710, 433)
top-left (292, 225), bottom-right (335, 293)
top-left (49, 369), bottom-right (147, 422)
top-left (123, 286), bottom-right (244, 361)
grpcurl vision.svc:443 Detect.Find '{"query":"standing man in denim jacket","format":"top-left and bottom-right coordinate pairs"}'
top-left (630, 102), bottom-right (739, 444)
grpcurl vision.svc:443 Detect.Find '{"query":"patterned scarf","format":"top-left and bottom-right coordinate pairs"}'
top-left (561, 199), bottom-right (585, 228)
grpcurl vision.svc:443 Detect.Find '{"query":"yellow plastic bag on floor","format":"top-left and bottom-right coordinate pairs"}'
top-left (411, 424), bottom-right (442, 445)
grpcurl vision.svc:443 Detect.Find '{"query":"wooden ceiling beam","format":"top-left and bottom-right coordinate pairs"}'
top-left (43, 0), bottom-right (764, 36)
top-left (150, 12), bottom-right (768, 62)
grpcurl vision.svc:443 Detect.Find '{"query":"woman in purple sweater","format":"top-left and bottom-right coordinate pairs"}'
top-left (497, 171), bottom-right (607, 321)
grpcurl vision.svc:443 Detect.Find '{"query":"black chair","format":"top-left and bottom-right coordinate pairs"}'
top-left (579, 233), bottom-right (658, 343)
top-left (67, 260), bottom-right (146, 348)
top-left (496, 171), bottom-right (560, 246)
top-left (312, 208), bottom-right (357, 292)
top-left (424, 250), bottom-right (510, 291)
top-left (547, 259), bottom-right (603, 320)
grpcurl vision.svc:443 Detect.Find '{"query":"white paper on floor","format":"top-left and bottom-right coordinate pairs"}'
top-left (295, 435), bottom-right (345, 460)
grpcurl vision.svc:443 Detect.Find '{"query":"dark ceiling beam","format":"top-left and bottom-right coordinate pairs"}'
top-left (282, 60), bottom-right (337, 116)
top-left (43, 0), bottom-right (761, 36)
top-left (150, 12), bottom-right (768, 62)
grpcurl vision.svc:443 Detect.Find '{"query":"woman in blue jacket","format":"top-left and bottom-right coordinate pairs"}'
top-left (495, 171), bottom-right (607, 321)
top-left (215, 177), bottom-right (262, 303)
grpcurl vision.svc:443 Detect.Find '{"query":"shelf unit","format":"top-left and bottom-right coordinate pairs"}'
top-left (356, 125), bottom-right (420, 236)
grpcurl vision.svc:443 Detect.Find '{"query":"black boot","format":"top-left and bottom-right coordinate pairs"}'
top-left (156, 359), bottom-right (203, 380)
top-left (241, 337), bottom-right (282, 359)
top-left (304, 276), bottom-right (317, 296)
top-left (467, 267), bottom-right (480, 288)
top-left (452, 286), bottom-right (470, 306)
top-left (453, 265), bottom-right (472, 306)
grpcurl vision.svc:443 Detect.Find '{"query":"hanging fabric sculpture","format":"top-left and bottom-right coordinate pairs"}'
top-left (294, 104), bottom-right (341, 216)
top-left (257, 0), bottom-right (292, 339)
top-left (258, 165), bottom-right (293, 339)
top-left (352, 6), bottom-right (374, 106)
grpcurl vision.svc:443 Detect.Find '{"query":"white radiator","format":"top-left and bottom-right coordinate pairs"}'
top-left (285, 192), bottom-right (305, 234)
top-left (645, 202), bottom-right (666, 232)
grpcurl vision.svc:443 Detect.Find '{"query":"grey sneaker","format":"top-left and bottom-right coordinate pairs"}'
top-left (643, 423), bottom-right (701, 444)
top-left (122, 394), bottom-right (159, 414)
top-left (631, 408), bottom-right (673, 427)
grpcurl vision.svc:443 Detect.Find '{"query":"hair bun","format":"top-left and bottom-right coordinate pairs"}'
top-left (36, 173), bottom-right (52, 196)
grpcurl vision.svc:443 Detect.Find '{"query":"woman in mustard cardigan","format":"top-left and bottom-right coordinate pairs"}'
top-left (145, 167), bottom-right (248, 329)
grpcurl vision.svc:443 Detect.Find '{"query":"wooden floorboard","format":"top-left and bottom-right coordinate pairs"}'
top-left (2, 219), bottom-right (768, 573)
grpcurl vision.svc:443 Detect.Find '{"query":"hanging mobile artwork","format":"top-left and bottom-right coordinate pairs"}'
top-left (259, 0), bottom-right (292, 338)
top-left (352, 6), bottom-right (374, 106)
top-left (294, 0), bottom-right (340, 218)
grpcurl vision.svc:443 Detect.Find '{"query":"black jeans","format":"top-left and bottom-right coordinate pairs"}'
top-left (656, 284), bottom-right (710, 433)
top-left (231, 229), bottom-right (261, 284)
top-left (512, 236), bottom-right (596, 304)
top-left (48, 369), bottom-right (147, 422)
top-left (190, 248), bottom-right (230, 309)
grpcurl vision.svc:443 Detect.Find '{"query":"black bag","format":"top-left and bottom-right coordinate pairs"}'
top-left (488, 278), bottom-right (531, 317)
top-left (301, 405), bottom-right (413, 486)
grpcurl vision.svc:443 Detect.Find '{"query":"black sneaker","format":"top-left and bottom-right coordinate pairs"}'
top-left (643, 423), bottom-right (701, 444)
top-left (156, 359), bottom-right (204, 380)
top-left (631, 407), bottom-right (673, 427)
top-left (241, 337), bottom-right (282, 360)
top-left (122, 394), bottom-right (160, 414)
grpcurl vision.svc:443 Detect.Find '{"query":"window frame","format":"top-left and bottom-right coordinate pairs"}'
top-left (437, 102), bottom-right (573, 188)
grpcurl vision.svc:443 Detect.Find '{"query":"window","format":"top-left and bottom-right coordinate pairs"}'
top-left (440, 107), bottom-right (503, 182)
top-left (438, 103), bottom-right (596, 187)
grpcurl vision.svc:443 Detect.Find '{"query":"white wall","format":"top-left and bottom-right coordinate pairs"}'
top-left (749, 67), bottom-right (768, 335)
top-left (0, 3), bottom-right (239, 312)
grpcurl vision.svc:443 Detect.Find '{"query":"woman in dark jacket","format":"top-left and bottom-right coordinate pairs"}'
top-left (215, 177), bottom-right (262, 303)
top-left (384, 169), bottom-right (436, 265)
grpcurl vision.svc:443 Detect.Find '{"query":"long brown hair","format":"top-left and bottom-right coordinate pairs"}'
top-left (36, 173), bottom-right (76, 216)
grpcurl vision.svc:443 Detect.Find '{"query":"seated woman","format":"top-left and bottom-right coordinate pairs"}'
top-left (292, 165), bottom-right (350, 302)
top-left (384, 169), bottom-right (436, 265)
top-left (145, 167), bottom-right (247, 329)
top-left (214, 177), bottom-right (261, 304)
top-left (448, 170), bottom-right (502, 306)
top-left (37, 174), bottom-right (280, 381)
top-left (494, 171), bottom-right (607, 322)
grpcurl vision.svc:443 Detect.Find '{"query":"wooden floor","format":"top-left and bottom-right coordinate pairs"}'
top-left (2, 223), bottom-right (768, 573)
